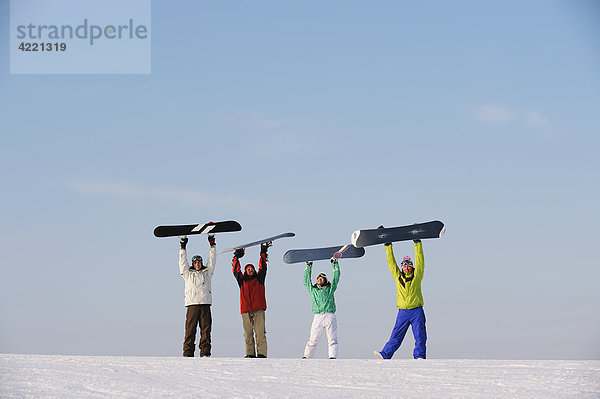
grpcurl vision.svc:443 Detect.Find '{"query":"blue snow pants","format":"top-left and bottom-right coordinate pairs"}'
top-left (380, 306), bottom-right (427, 359)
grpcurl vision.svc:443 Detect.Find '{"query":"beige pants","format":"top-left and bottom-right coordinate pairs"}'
top-left (242, 309), bottom-right (267, 357)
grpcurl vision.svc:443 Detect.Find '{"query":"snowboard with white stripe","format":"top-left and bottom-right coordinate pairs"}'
top-left (153, 220), bottom-right (242, 238)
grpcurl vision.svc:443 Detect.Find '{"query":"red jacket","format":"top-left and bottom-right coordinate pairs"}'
top-left (232, 252), bottom-right (267, 314)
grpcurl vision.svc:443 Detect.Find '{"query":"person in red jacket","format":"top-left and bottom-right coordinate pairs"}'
top-left (232, 242), bottom-right (271, 358)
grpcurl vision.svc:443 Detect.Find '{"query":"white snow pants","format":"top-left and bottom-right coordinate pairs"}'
top-left (303, 312), bottom-right (338, 359)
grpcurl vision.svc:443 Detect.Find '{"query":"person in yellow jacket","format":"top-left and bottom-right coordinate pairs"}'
top-left (374, 238), bottom-right (427, 359)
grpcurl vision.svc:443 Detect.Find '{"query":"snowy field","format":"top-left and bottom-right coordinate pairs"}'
top-left (1, 354), bottom-right (599, 398)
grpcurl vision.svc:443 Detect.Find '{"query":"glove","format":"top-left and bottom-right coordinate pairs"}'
top-left (413, 239), bottom-right (421, 243)
top-left (331, 258), bottom-right (338, 264)
top-left (261, 241), bottom-right (272, 254)
top-left (179, 236), bottom-right (188, 250)
top-left (234, 248), bottom-right (245, 259)
top-left (208, 234), bottom-right (216, 247)
top-left (306, 261), bottom-right (313, 267)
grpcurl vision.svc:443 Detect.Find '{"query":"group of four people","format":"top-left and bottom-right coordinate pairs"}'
top-left (178, 234), bottom-right (427, 360)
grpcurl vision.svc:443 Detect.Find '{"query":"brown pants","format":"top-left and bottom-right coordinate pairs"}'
top-left (183, 304), bottom-right (212, 357)
top-left (242, 309), bottom-right (267, 357)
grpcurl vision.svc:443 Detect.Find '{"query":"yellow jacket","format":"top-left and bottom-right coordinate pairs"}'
top-left (385, 241), bottom-right (424, 309)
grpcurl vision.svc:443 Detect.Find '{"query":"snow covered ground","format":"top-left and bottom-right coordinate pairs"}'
top-left (1, 354), bottom-right (599, 398)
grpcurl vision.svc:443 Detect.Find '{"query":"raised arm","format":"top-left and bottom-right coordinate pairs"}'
top-left (206, 235), bottom-right (217, 276)
top-left (232, 248), bottom-right (245, 286)
top-left (385, 243), bottom-right (401, 280)
top-left (303, 262), bottom-right (314, 291)
top-left (330, 259), bottom-right (341, 292)
top-left (179, 249), bottom-right (190, 276)
top-left (232, 256), bottom-right (244, 286)
top-left (257, 249), bottom-right (268, 285)
top-left (413, 240), bottom-right (424, 281)
top-left (179, 236), bottom-right (190, 277)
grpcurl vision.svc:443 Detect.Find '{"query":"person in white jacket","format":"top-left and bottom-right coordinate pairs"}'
top-left (179, 234), bottom-right (217, 357)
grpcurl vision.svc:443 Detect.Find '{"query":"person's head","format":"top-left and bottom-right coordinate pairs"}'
top-left (316, 272), bottom-right (328, 287)
top-left (192, 255), bottom-right (203, 270)
top-left (245, 264), bottom-right (256, 276)
top-left (401, 256), bottom-right (414, 274)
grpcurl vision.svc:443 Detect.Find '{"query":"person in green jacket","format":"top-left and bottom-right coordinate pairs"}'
top-left (374, 239), bottom-right (427, 359)
top-left (302, 259), bottom-right (340, 359)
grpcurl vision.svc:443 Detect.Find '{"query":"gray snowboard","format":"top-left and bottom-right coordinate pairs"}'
top-left (283, 244), bottom-right (365, 264)
top-left (219, 232), bottom-right (295, 254)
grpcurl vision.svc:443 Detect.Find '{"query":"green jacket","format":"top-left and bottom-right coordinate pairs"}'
top-left (303, 261), bottom-right (340, 314)
top-left (386, 241), bottom-right (424, 309)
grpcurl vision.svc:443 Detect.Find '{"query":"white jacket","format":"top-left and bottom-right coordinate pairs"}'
top-left (179, 247), bottom-right (216, 306)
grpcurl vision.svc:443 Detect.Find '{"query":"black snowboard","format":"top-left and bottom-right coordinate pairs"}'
top-left (153, 220), bottom-right (242, 238)
top-left (351, 220), bottom-right (445, 248)
top-left (283, 244), bottom-right (365, 264)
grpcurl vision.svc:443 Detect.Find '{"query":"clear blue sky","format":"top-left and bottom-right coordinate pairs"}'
top-left (1, 0), bottom-right (599, 359)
